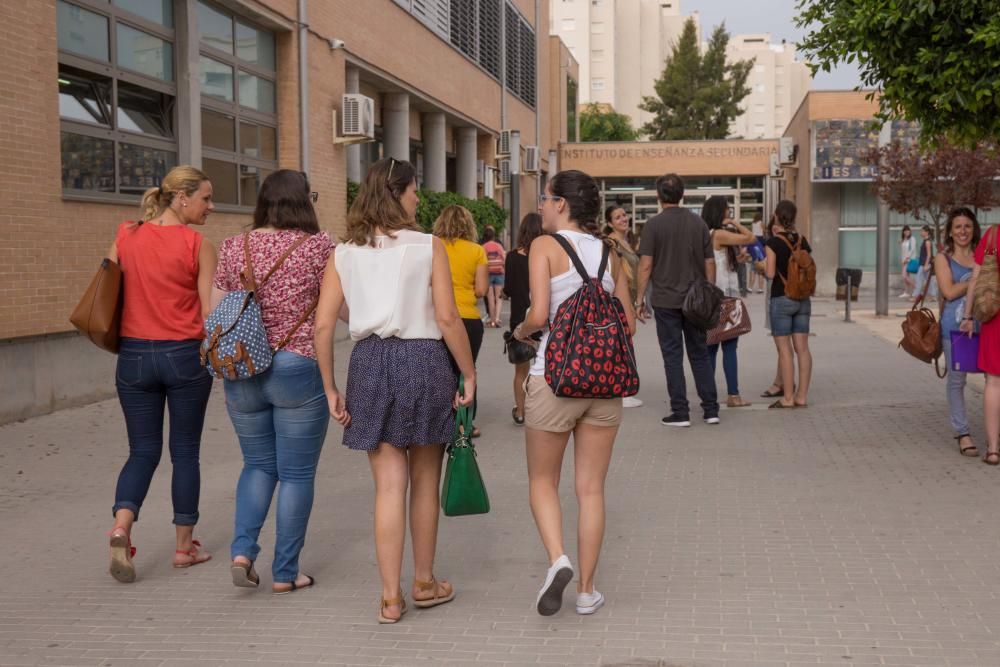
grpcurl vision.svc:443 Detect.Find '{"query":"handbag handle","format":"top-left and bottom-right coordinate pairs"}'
top-left (453, 375), bottom-right (473, 445)
top-left (911, 262), bottom-right (936, 310)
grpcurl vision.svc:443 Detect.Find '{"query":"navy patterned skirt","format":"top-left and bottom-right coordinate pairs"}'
top-left (342, 336), bottom-right (457, 451)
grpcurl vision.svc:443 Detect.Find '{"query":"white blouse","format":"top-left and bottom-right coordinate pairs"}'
top-left (335, 229), bottom-right (442, 341)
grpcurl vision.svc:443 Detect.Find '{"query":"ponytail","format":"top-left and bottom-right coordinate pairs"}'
top-left (140, 165), bottom-right (209, 221)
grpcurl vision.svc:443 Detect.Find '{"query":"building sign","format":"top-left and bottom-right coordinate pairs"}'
top-left (559, 140), bottom-right (778, 178)
top-left (561, 144), bottom-right (774, 161)
top-left (811, 119), bottom-right (923, 182)
top-left (811, 119), bottom-right (880, 181)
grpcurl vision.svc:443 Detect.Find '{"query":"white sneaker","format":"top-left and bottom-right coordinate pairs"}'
top-left (536, 555), bottom-right (574, 616)
top-left (622, 396), bottom-right (643, 408)
top-left (576, 589), bottom-right (605, 615)
top-left (898, 292), bottom-right (910, 298)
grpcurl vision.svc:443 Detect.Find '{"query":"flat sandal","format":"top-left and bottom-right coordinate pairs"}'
top-left (378, 591), bottom-right (407, 624)
top-left (412, 576), bottom-right (455, 609)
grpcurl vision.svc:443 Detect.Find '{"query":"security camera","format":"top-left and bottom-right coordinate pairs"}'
top-left (328, 38), bottom-right (346, 50)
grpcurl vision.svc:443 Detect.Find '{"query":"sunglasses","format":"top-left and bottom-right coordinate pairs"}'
top-left (539, 194), bottom-right (563, 204)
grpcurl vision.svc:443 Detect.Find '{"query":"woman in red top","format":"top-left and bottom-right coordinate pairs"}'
top-left (106, 166), bottom-right (217, 583)
top-left (960, 224), bottom-right (1000, 464)
top-left (482, 226), bottom-right (507, 327)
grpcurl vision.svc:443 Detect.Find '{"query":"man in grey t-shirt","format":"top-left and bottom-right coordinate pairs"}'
top-left (636, 173), bottom-right (719, 427)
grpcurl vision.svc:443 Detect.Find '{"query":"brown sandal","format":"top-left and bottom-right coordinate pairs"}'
top-left (378, 591), bottom-right (408, 624)
top-left (984, 451), bottom-right (1000, 466)
top-left (412, 576), bottom-right (455, 609)
top-left (956, 434), bottom-right (979, 458)
top-left (726, 395), bottom-right (752, 408)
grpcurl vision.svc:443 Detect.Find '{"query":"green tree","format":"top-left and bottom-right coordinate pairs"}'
top-left (639, 19), bottom-right (753, 140)
top-left (579, 103), bottom-right (639, 142)
top-left (795, 1), bottom-right (1000, 146)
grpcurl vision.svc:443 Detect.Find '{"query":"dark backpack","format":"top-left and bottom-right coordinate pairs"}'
top-left (778, 234), bottom-right (816, 299)
top-left (543, 235), bottom-right (640, 399)
top-left (682, 279), bottom-right (724, 330)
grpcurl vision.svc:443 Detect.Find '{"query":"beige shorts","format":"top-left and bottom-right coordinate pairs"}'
top-left (523, 375), bottom-right (622, 432)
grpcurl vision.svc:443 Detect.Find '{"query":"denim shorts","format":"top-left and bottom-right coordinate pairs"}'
top-left (770, 296), bottom-right (811, 336)
top-left (489, 274), bottom-right (504, 287)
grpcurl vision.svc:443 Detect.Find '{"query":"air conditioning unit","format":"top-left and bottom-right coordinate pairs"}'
top-left (342, 94), bottom-right (375, 139)
top-left (497, 158), bottom-right (511, 186)
top-left (497, 129), bottom-right (512, 156)
top-left (524, 145), bottom-right (540, 173)
top-left (484, 166), bottom-right (497, 198)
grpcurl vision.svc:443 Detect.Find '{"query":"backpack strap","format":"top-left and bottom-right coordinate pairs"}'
top-left (774, 233), bottom-right (802, 287)
top-left (241, 232), bottom-right (312, 292)
top-left (551, 233), bottom-right (610, 283)
top-left (274, 297), bottom-right (319, 350)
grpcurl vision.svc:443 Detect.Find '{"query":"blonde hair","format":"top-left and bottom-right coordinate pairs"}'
top-left (140, 165), bottom-right (210, 221)
top-left (344, 158), bottom-right (420, 246)
top-left (432, 205), bottom-right (477, 242)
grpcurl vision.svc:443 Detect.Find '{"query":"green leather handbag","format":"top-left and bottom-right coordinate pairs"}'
top-left (441, 378), bottom-right (490, 517)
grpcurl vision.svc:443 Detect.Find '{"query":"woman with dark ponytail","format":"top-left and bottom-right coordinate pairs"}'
top-left (513, 170), bottom-right (636, 617)
top-left (764, 200), bottom-right (813, 409)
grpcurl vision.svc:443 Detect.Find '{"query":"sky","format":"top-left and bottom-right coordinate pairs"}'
top-left (682, 0), bottom-right (864, 90)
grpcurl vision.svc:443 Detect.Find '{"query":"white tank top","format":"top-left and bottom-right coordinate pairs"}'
top-left (713, 241), bottom-right (740, 298)
top-left (335, 229), bottom-right (442, 341)
top-left (529, 230), bottom-right (616, 376)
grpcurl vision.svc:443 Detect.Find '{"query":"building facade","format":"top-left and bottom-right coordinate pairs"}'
top-left (0, 0), bottom-right (576, 423)
top-left (727, 34), bottom-right (811, 140)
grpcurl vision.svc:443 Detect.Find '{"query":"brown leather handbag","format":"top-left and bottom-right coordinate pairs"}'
top-left (899, 268), bottom-right (945, 377)
top-left (69, 258), bottom-right (124, 353)
top-left (973, 225), bottom-right (1000, 323)
top-left (707, 297), bottom-right (752, 345)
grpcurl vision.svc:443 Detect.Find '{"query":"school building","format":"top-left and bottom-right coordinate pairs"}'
top-left (0, 0), bottom-right (578, 423)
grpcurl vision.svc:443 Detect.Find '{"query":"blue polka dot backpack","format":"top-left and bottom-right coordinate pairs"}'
top-left (200, 233), bottom-right (314, 380)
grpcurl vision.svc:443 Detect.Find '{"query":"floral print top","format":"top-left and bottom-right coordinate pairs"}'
top-left (215, 229), bottom-right (333, 359)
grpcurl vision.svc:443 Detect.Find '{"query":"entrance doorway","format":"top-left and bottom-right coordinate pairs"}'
top-left (601, 188), bottom-right (741, 238)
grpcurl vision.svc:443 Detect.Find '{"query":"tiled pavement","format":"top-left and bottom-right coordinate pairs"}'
top-left (3, 292), bottom-right (1000, 667)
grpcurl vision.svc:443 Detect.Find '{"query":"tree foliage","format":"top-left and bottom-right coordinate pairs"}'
top-left (867, 141), bottom-right (1000, 240)
top-left (639, 19), bottom-right (753, 140)
top-left (346, 181), bottom-right (506, 237)
top-left (796, 1), bottom-right (1000, 146)
top-left (579, 103), bottom-right (639, 142)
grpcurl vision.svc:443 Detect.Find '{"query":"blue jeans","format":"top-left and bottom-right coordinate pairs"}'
top-left (941, 333), bottom-right (970, 437)
top-left (114, 338), bottom-right (213, 525)
top-left (653, 308), bottom-right (719, 419)
top-left (707, 337), bottom-right (740, 397)
top-left (224, 351), bottom-right (329, 583)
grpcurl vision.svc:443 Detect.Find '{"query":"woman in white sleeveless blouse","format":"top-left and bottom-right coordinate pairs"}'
top-left (314, 158), bottom-right (475, 624)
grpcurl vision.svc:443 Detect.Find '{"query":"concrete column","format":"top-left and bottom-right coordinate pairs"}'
top-left (175, 0), bottom-right (201, 167)
top-left (422, 112), bottom-right (446, 192)
top-left (345, 67), bottom-right (362, 183)
top-left (383, 92), bottom-right (410, 162)
top-left (456, 127), bottom-right (478, 199)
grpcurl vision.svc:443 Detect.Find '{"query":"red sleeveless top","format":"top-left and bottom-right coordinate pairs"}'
top-left (115, 222), bottom-right (204, 341)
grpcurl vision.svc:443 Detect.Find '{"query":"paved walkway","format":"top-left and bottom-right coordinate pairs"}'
top-left (3, 293), bottom-right (1000, 667)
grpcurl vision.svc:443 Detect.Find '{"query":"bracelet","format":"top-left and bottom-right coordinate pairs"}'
top-left (962, 316), bottom-right (974, 321)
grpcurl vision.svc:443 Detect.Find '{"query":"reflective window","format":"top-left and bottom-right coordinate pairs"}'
top-left (198, 1), bottom-right (234, 53)
top-left (113, 0), bottom-right (173, 28)
top-left (238, 71), bottom-right (275, 113)
top-left (200, 56), bottom-right (234, 101)
top-left (202, 158), bottom-right (238, 204)
top-left (56, 1), bottom-right (109, 62)
top-left (118, 143), bottom-right (177, 194)
top-left (117, 81), bottom-right (174, 137)
top-left (61, 132), bottom-right (115, 192)
top-left (236, 21), bottom-right (275, 69)
top-left (239, 165), bottom-right (273, 208)
top-left (117, 23), bottom-right (173, 81)
top-left (58, 65), bottom-right (112, 126)
top-left (202, 109), bottom-right (236, 152)
top-left (239, 122), bottom-right (276, 161)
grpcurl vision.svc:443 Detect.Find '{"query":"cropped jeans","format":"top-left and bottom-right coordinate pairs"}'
top-left (941, 332), bottom-right (970, 437)
top-left (113, 338), bottom-right (213, 525)
top-left (224, 351), bottom-right (329, 584)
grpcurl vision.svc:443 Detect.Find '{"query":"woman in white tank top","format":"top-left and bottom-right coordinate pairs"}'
top-left (512, 170), bottom-right (636, 617)
top-left (703, 195), bottom-right (755, 408)
top-left (313, 158), bottom-right (476, 624)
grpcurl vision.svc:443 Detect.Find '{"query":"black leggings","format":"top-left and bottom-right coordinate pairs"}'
top-left (462, 318), bottom-right (484, 420)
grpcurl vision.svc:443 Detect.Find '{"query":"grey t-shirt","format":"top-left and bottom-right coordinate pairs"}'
top-left (638, 206), bottom-right (713, 310)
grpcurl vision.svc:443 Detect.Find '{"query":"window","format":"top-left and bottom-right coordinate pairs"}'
top-left (591, 21), bottom-right (604, 34)
top-left (591, 49), bottom-right (604, 61)
top-left (561, 18), bottom-right (575, 30)
top-left (755, 83), bottom-right (766, 93)
top-left (198, 1), bottom-right (277, 206)
top-left (754, 64), bottom-right (765, 74)
top-left (56, 0), bottom-right (177, 197)
top-left (567, 76), bottom-right (578, 142)
top-left (591, 78), bottom-right (605, 91)
top-left (754, 103), bottom-right (766, 113)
